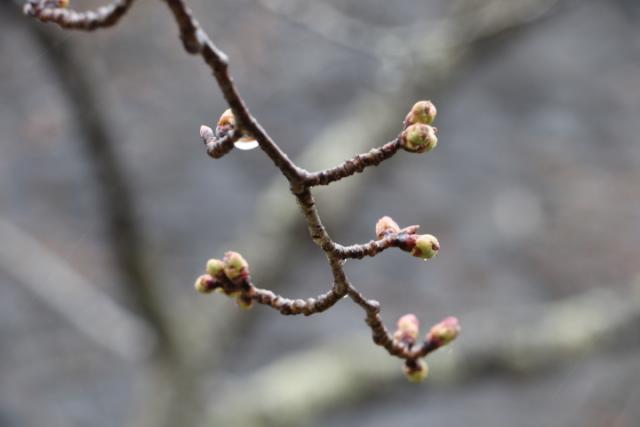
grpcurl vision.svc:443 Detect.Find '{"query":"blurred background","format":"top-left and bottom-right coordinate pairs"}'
top-left (1, 0), bottom-right (640, 426)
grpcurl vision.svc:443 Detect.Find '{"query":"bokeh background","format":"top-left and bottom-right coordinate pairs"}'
top-left (1, 0), bottom-right (640, 426)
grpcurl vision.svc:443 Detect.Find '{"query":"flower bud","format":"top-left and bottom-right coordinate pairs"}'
top-left (194, 274), bottom-right (218, 294)
top-left (411, 234), bottom-right (440, 259)
top-left (426, 316), bottom-right (460, 347)
top-left (404, 100), bottom-right (437, 127)
top-left (403, 359), bottom-right (429, 383)
top-left (400, 124), bottom-right (438, 153)
top-left (206, 258), bottom-right (225, 279)
top-left (223, 251), bottom-right (250, 282)
top-left (375, 216), bottom-right (401, 239)
top-left (394, 314), bottom-right (420, 345)
top-left (215, 109), bottom-right (258, 150)
top-left (236, 294), bottom-right (254, 310)
top-left (215, 108), bottom-right (236, 139)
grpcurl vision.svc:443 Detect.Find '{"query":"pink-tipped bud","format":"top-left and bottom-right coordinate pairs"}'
top-left (403, 359), bottom-right (429, 383)
top-left (426, 316), bottom-right (460, 347)
top-left (206, 258), bottom-right (226, 280)
top-left (404, 100), bottom-right (437, 127)
top-left (400, 124), bottom-right (438, 153)
top-left (223, 251), bottom-right (250, 282)
top-left (394, 314), bottom-right (420, 345)
top-left (411, 234), bottom-right (440, 260)
top-left (194, 274), bottom-right (218, 294)
top-left (375, 216), bottom-right (401, 239)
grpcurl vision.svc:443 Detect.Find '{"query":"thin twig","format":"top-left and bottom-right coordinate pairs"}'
top-left (24, 0), bottom-right (136, 30)
top-left (303, 139), bottom-right (402, 187)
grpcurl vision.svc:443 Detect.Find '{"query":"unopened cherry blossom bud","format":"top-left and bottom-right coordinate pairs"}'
top-left (411, 234), bottom-right (440, 260)
top-left (403, 359), bottom-right (429, 383)
top-left (223, 251), bottom-right (249, 282)
top-left (394, 314), bottom-right (420, 345)
top-left (216, 109), bottom-right (258, 150)
top-left (215, 109), bottom-right (236, 138)
top-left (194, 274), bottom-right (218, 294)
top-left (400, 124), bottom-right (438, 153)
top-left (206, 258), bottom-right (225, 279)
top-left (426, 316), bottom-right (460, 347)
top-left (404, 100), bottom-right (437, 127)
top-left (236, 294), bottom-right (254, 310)
top-left (375, 216), bottom-right (401, 239)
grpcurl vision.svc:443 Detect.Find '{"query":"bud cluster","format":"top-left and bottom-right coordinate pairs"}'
top-left (374, 216), bottom-right (440, 260)
top-left (400, 101), bottom-right (438, 153)
top-left (393, 313), bottom-right (460, 382)
top-left (194, 251), bottom-right (255, 309)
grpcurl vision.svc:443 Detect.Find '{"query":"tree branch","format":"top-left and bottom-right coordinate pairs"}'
top-left (303, 139), bottom-right (402, 187)
top-left (25, 0), bottom-right (460, 380)
top-left (24, 0), bottom-right (136, 30)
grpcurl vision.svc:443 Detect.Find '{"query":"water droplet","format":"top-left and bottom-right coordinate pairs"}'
top-left (234, 139), bottom-right (259, 150)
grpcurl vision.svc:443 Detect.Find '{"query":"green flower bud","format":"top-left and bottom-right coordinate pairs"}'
top-left (375, 216), bottom-right (401, 239)
top-left (223, 251), bottom-right (249, 282)
top-left (404, 100), bottom-right (437, 127)
top-left (206, 258), bottom-right (225, 279)
top-left (400, 124), bottom-right (438, 153)
top-left (393, 313), bottom-right (420, 345)
top-left (403, 359), bottom-right (429, 383)
top-left (411, 234), bottom-right (440, 260)
top-left (194, 274), bottom-right (218, 294)
top-left (236, 294), bottom-right (254, 310)
top-left (426, 316), bottom-right (460, 347)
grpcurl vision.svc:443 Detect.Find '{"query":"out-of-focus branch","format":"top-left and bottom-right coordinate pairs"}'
top-left (208, 285), bottom-right (640, 427)
top-left (0, 217), bottom-right (155, 362)
top-left (5, 1), bottom-right (198, 424)
top-left (23, 5), bottom-right (177, 363)
top-left (24, 0), bottom-right (136, 30)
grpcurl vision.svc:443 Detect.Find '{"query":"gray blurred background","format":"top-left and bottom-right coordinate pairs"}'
top-left (1, 0), bottom-right (640, 426)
